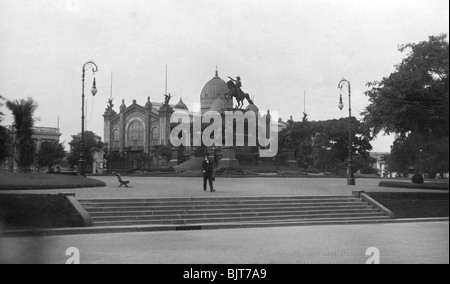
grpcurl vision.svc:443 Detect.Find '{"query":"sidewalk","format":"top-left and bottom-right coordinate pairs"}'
top-left (1, 221), bottom-right (448, 264)
top-left (0, 176), bottom-right (446, 199)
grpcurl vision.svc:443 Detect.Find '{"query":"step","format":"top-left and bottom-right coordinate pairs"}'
top-left (79, 196), bottom-right (358, 204)
top-left (79, 199), bottom-right (362, 209)
top-left (86, 205), bottom-right (374, 216)
top-left (81, 202), bottom-right (369, 213)
top-left (233, 215), bottom-right (392, 224)
top-left (79, 195), bottom-right (355, 203)
top-left (89, 208), bottom-right (382, 221)
top-left (91, 212), bottom-right (387, 226)
top-left (92, 213), bottom-right (390, 227)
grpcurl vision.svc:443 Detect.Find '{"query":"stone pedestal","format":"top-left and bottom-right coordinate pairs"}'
top-left (158, 104), bottom-right (174, 146)
top-left (168, 147), bottom-right (179, 167)
top-left (282, 149), bottom-right (298, 168)
top-left (218, 147), bottom-right (240, 169)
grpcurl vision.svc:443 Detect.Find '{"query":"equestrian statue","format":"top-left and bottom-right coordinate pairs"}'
top-left (224, 76), bottom-right (254, 109)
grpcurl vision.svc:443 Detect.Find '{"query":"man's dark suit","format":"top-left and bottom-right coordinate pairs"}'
top-left (202, 159), bottom-right (215, 192)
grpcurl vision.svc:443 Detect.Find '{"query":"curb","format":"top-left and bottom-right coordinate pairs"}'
top-left (2, 217), bottom-right (448, 237)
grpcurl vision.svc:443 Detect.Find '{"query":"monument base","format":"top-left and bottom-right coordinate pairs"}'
top-left (282, 149), bottom-right (298, 168)
top-left (218, 158), bottom-right (240, 169)
top-left (284, 160), bottom-right (298, 168)
top-left (218, 147), bottom-right (240, 169)
top-left (168, 147), bottom-right (180, 167)
top-left (168, 159), bottom-right (179, 167)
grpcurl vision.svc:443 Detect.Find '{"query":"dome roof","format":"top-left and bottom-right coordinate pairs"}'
top-left (200, 71), bottom-right (230, 114)
top-left (201, 72), bottom-right (228, 98)
top-left (174, 98), bottom-right (189, 111)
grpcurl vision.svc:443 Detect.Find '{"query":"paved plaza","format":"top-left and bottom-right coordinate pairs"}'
top-left (1, 176), bottom-right (448, 264)
top-left (0, 221), bottom-right (448, 264)
top-left (0, 176), bottom-right (446, 199)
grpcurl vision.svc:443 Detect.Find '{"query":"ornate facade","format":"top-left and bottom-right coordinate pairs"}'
top-left (103, 71), bottom-right (234, 156)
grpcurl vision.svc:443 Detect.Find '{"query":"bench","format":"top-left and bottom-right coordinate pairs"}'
top-left (116, 173), bottom-right (130, 187)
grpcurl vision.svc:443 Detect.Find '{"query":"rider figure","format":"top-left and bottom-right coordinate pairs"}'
top-left (228, 76), bottom-right (242, 95)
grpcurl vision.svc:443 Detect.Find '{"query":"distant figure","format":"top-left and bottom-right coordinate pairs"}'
top-left (202, 155), bottom-right (215, 192)
top-left (164, 93), bottom-right (173, 105)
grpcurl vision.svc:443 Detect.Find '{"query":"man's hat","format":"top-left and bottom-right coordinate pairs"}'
top-left (236, 76), bottom-right (241, 80)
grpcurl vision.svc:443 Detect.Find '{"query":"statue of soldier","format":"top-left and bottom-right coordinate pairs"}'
top-left (228, 76), bottom-right (242, 96)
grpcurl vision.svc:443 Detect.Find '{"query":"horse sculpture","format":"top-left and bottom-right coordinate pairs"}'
top-left (224, 80), bottom-right (254, 109)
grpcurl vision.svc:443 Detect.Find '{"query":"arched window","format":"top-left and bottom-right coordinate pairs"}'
top-left (151, 127), bottom-right (159, 145)
top-left (113, 129), bottom-right (120, 149)
top-left (128, 121), bottom-right (144, 147)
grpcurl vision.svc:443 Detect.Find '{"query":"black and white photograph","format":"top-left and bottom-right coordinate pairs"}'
top-left (0, 0), bottom-right (448, 267)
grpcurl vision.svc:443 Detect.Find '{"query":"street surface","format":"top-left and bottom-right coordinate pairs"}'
top-left (1, 221), bottom-right (448, 264)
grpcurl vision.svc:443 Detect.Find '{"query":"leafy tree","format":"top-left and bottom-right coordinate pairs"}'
top-left (0, 95), bottom-right (10, 164)
top-left (388, 133), bottom-right (449, 177)
top-left (363, 34), bottom-right (449, 175)
top-left (381, 154), bottom-right (394, 177)
top-left (67, 131), bottom-right (104, 172)
top-left (104, 151), bottom-right (126, 170)
top-left (363, 34), bottom-right (449, 137)
top-left (6, 98), bottom-right (38, 171)
top-left (36, 141), bottom-right (66, 171)
top-left (0, 126), bottom-right (10, 164)
top-left (154, 144), bottom-right (172, 167)
top-left (0, 95), bottom-right (5, 122)
top-left (280, 117), bottom-right (374, 174)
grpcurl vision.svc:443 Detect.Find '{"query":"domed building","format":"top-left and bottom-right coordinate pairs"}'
top-left (200, 71), bottom-right (233, 114)
top-left (103, 69), bottom-right (269, 169)
top-left (103, 70), bottom-right (231, 156)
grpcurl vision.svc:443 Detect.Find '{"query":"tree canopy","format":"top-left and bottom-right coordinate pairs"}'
top-left (280, 117), bottom-right (375, 174)
top-left (363, 34), bottom-right (449, 176)
top-left (363, 34), bottom-right (449, 138)
top-left (36, 141), bottom-right (66, 170)
top-left (67, 131), bottom-right (105, 172)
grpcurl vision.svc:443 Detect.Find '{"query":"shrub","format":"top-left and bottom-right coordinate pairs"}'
top-left (412, 173), bottom-right (424, 184)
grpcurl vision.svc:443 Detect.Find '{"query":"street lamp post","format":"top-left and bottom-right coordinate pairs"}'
top-left (79, 61), bottom-right (98, 177)
top-left (338, 78), bottom-right (355, 186)
top-left (10, 123), bottom-right (15, 172)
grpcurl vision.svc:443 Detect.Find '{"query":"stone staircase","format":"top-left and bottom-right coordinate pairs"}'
top-left (78, 195), bottom-right (392, 227)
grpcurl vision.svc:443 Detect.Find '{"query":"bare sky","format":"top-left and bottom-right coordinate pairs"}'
top-left (0, 0), bottom-right (449, 152)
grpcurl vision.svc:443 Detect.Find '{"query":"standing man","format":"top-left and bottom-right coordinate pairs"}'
top-left (202, 155), bottom-right (215, 192)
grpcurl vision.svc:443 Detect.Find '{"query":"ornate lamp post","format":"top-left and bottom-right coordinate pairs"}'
top-left (10, 123), bottom-right (15, 172)
top-left (79, 61), bottom-right (98, 177)
top-left (338, 78), bottom-right (355, 186)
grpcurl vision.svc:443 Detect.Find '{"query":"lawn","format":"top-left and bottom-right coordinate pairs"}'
top-left (366, 192), bottom-right (449, 218)
top-left (0, 171), bottom-right (106, 190)
top-left (379, 180), bottom-right (449, 190)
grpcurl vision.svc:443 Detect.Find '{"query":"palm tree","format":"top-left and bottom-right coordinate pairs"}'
top-left (6, 98), bottom-right (38, 172)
